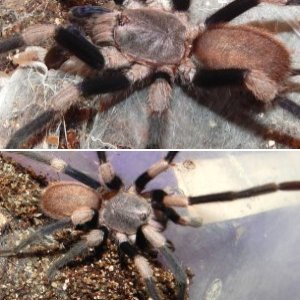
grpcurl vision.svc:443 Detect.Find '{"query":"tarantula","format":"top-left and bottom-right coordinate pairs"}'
top-left (1, 151), bottom-right (300, 300)
top-left (0, 0), bottom-right (300, 148)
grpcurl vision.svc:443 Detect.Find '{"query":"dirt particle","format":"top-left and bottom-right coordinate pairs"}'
top-left (183, 160), bottom-right (196, 170)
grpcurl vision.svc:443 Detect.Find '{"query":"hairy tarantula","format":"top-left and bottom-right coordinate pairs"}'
top-left (0, 0), bottom-right (300, 148)
top-left (1, 151), bottom-right (300, 300)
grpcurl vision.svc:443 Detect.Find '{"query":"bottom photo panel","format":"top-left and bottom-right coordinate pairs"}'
top-left (0, 151), bottom-right (299, 300)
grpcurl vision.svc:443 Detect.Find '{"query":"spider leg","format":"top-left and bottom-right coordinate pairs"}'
top-left (5, 71), bottom-right (129, 149)
top-left (0, 218), bottom-right (71, 257)
top-left (188, 181), bottom-right (300, 204)
top-left (147, 0), bottom-right (191, 10)
top-left (12, 152), bottom-right (101, 189)
top-left (291, 69), bottom-right (300, 76)
top-left (180, 69), bottom-right (300, 147)
top-left (142, 225), bottom-right (187, 300)
top-left (116, 233), bottom-right (161, 300)
top-left (5, 63), bottom-right (151, 149)
top-left (97, 151), bottom-right (123, 191)
top-left (150, 181), bottom-right (300, 206)
top-left (47, 229), bottom-right (106, 280)
top-left (0, 5), bottom-right (115, 68)
top-left (171, 0), bottom-right (191, 11)
top-left (147, 72), bottom-right (173, 148)
top-left (134, 151), bottom-right (179, 193)
top-left (205, 0), bottom-right (300, 26)
top-left (152, 202), bottom-right (203, 227)
top-left (0, 24), bottom-right (107, 71)
top-left (95, 63), bottom-right (153, 112)
top-left (54, 26), bottom-right (105, 70)
top-left (193, 68), bottom-right (280, 103)
top-left (150, 190), bottom-right (202, 226)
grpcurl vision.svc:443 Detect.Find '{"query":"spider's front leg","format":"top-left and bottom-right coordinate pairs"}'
top-left (0, 6), bottom-right (111, 69)
top-left (149, 180), bottom-right (300, 208)
top-left (134, 151), bottom-right (179, 193)
top-left (150, 190), bottom-right (203, 227)
top-left (97, 151), bottom-right (123, 191)
top-left (0, 25), bottom-right (104, 70)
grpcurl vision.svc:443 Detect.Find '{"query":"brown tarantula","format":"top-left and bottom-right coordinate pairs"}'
top-left (1, 151), bottom-right (300, 299)
top-left (0, 0), bottom-right (300, 148)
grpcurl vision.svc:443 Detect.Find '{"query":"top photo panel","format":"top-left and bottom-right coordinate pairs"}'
top-left (0, 0), bottom-right (299, 149)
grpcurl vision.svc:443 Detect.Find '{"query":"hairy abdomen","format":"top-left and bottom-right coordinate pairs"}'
top-left (194, 25), bottom-right (291, 82)
top-left (41, 182), bottom-right (101, 219)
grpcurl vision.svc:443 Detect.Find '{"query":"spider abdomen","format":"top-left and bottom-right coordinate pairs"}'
top-left (114, 9), bottom-right (187, 66)
top-left (194, 25), bottom-right (291, 83)
top-left (41, 182), bottom-right (101, 219)
top-left (101, 192), bottom-right (152, 235)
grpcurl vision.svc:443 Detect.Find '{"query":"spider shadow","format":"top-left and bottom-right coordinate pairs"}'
top-left (180, 83), bottom-right (300, 148)
top-left (7, 241), bottom-right (108, 272)
top-left (91, 80), bottom-right (300, 148)
top-left (245, 19), bottom-right (300, 34)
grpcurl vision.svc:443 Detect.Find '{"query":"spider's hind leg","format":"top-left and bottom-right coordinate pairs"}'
top-left (47, 228), bottom-right (106, 279)
top-left (0, 218), bottom-right (71, 257)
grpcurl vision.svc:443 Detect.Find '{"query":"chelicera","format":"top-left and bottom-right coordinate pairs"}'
top-left (0, 0), bottom-right (299, 148)
top-left (1, 151), bottom-right (300, 299)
